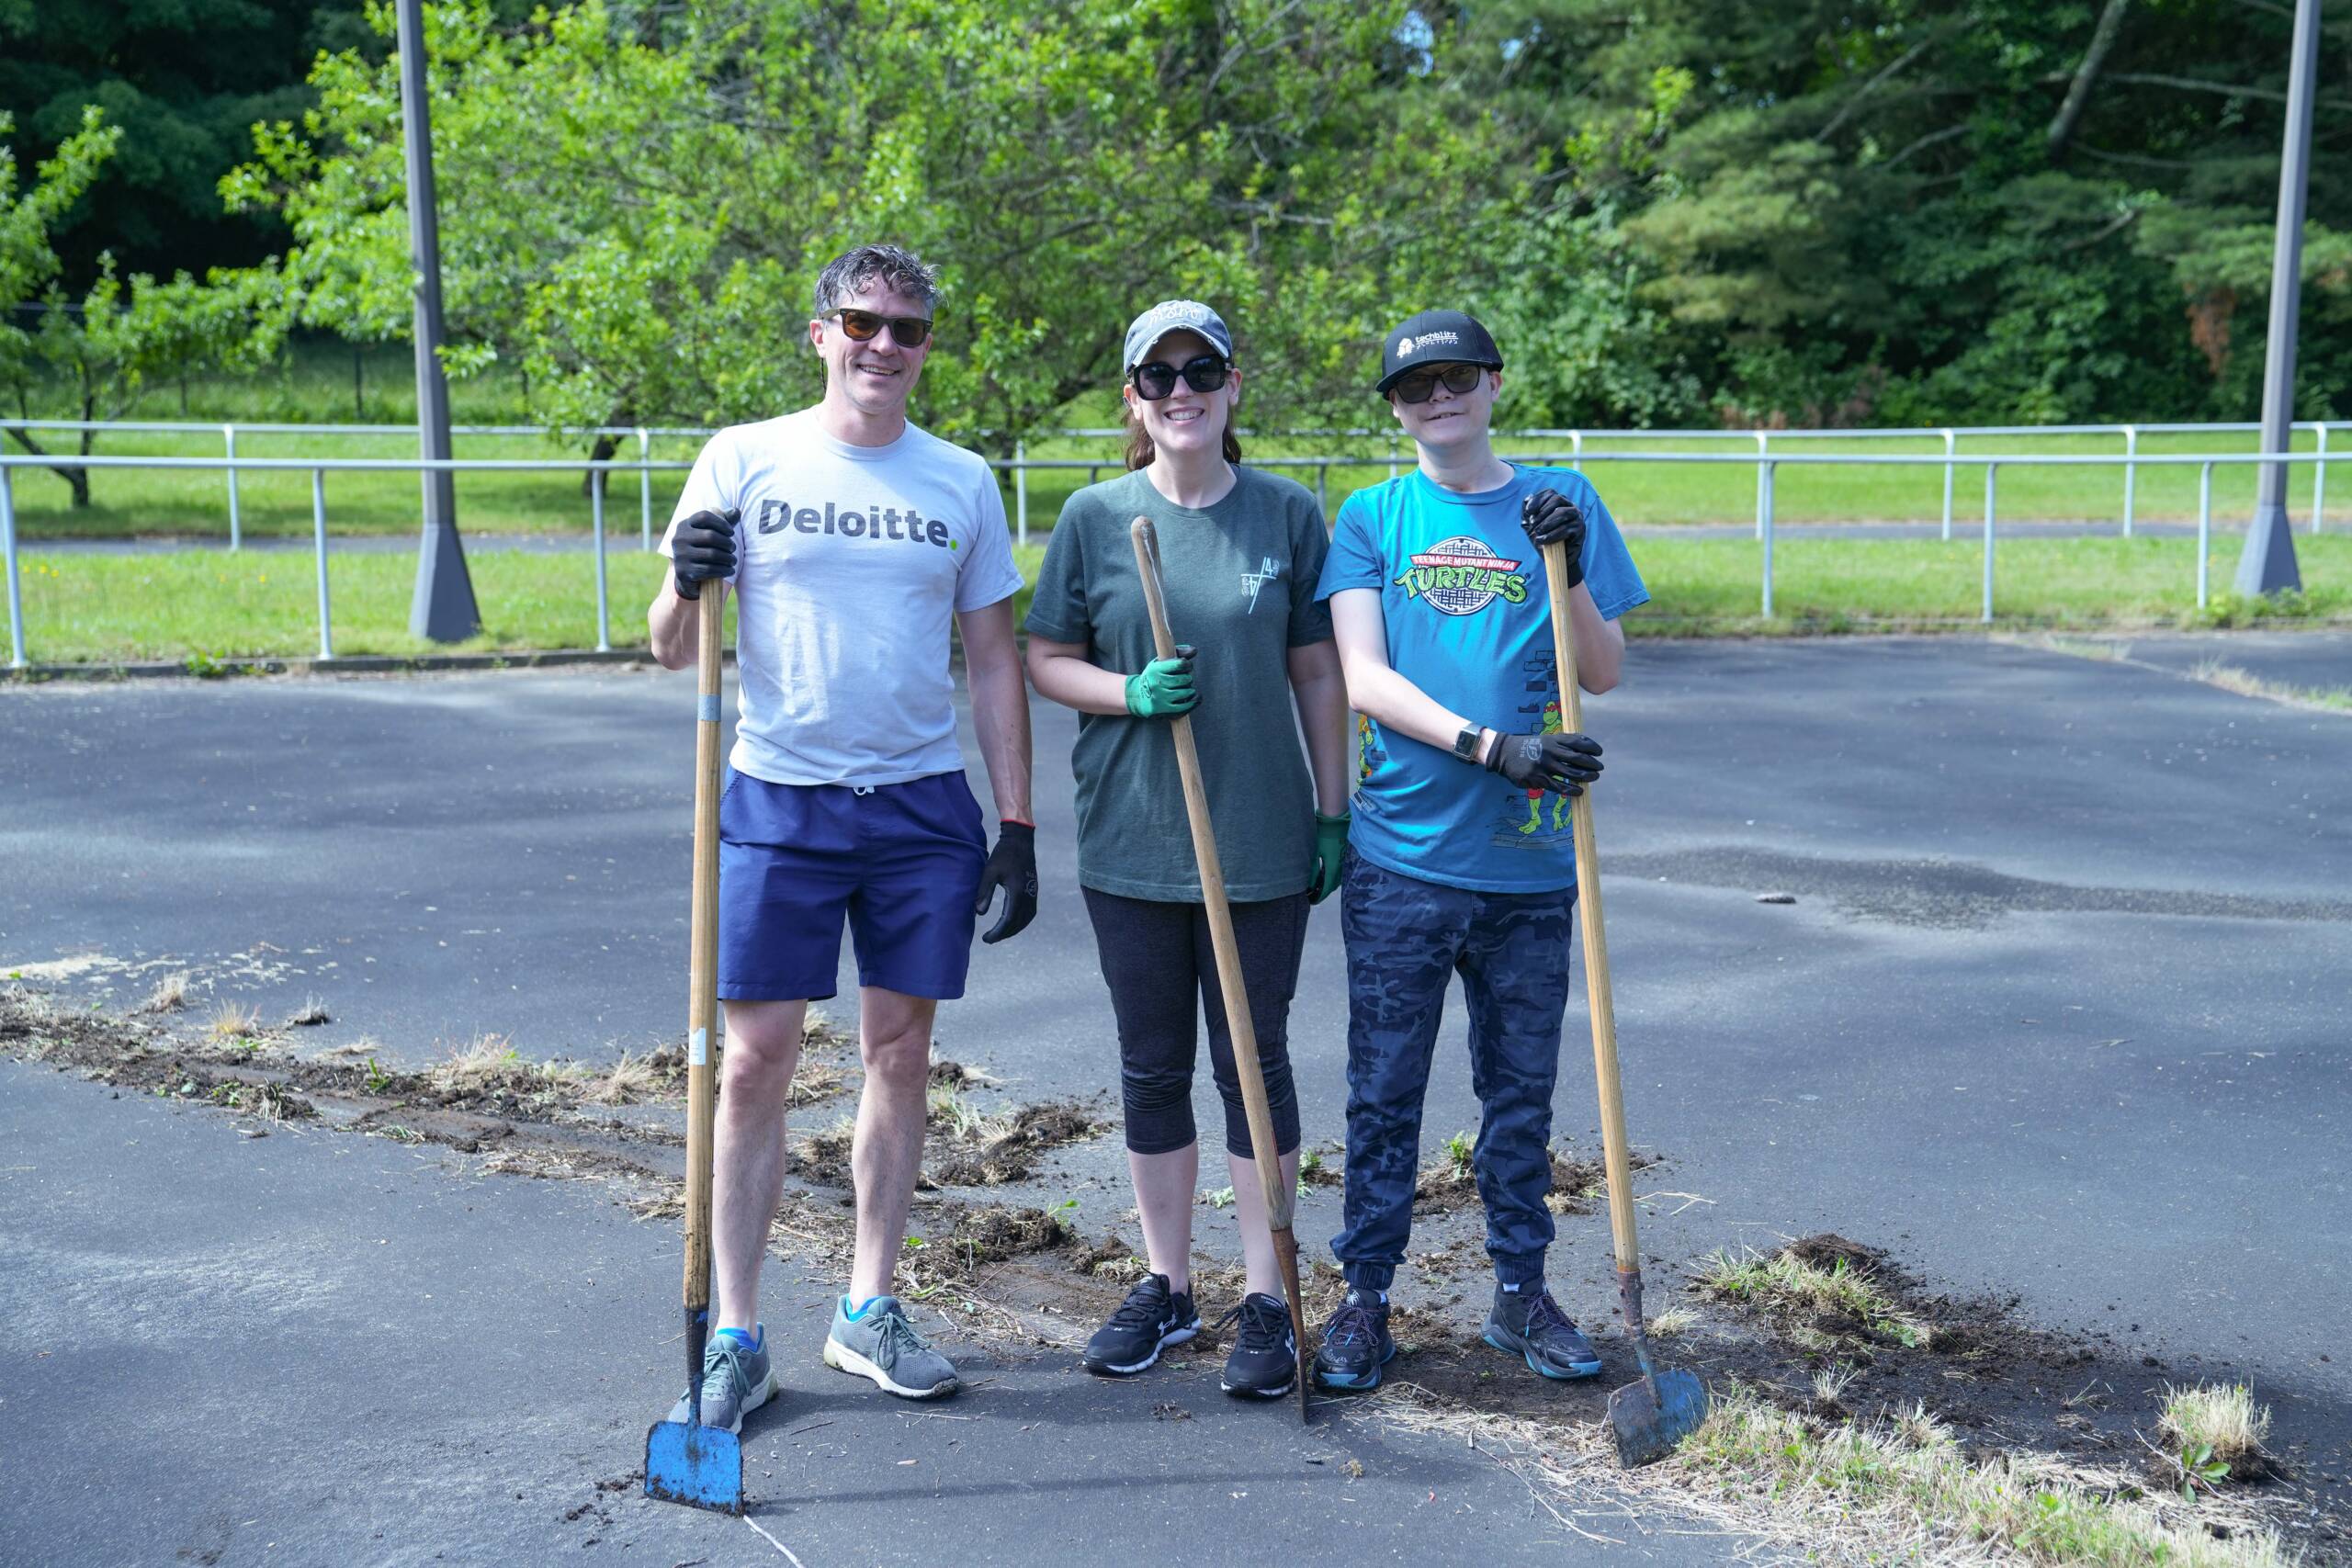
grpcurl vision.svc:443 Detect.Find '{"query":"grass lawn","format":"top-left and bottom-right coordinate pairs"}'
top-left (11, 536), bottom-right (2347, 668)
top-left (6, 422), bottom-right (2342, 542)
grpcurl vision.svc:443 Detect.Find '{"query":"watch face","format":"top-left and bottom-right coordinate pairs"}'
top-left (1455, 725), bottom-right (1481, 760)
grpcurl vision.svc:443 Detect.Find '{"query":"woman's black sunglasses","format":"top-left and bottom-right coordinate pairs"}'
top-left (1130, 355), bottom-right (1231, 400)
top-left (1393, 363), bottom-right (1485, 404)
top-left (826, 308), bottom-right (933, 348)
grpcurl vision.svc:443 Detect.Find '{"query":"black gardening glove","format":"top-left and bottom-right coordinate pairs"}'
top-left (976, 821), bottom-right (1038, 944)
top-left (1485, 730), bottom-right (1604, 797)
top-left (671, 508), bottom-right (739, 600)
top-left (1520, 490), bottom-right (1586, 588)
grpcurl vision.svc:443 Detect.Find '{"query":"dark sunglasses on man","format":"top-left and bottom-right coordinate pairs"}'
top-left (1130, 355), bottom-right (1231, 400)
top-left (824, 308), bottom-right (933, 348)
top-left (1391, 362), bottom-right (1485, 404)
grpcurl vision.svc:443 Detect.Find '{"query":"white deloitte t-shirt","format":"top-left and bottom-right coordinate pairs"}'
top-left (660, 411), bottom-right (1024, 787)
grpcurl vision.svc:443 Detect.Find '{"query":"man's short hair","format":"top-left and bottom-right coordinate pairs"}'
top-left (813, 243), bottom-right (941, 319)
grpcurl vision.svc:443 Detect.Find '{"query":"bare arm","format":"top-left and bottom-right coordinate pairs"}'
top-left (1024, 634), bottom-right (1131, 716)
top-left (1286, 638), bottom-right (1351, 815)
top-left (647, 574), bottom-right (725, 671)
top-left (1565, 577), bottom-right (1625, 694)
top-left (1328, 588), bottom-right (1503, 761)
top-left (957, 598), bottom-right (1033, 823)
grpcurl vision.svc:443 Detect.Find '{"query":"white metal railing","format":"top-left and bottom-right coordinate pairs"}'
top-left (2, 447), bottom-right (2340, 671)
top-left (4, 417), bottom-right (2343, 553)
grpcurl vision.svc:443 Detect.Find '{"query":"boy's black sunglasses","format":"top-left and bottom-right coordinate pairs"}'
top-left (1392, 363), bottom-right (1485, 404)
top-left (825, 308), bottom-right (933, 347)
top-left (1130, 355), bottom-right (1231, 400)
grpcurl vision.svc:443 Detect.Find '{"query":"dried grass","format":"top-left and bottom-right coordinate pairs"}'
top-left (2158, 1382), bottom-right (2272, 1471)
top-left (2191, 660), bottom-right (2352, 713)
top-left (1698, 1245), bottom-right (1934, 1348)
top-left (205, 999), bottom-right (260, 1043)
top-left (285, 996), bottom-right (330, 1027)
top-left (141, 971), bottom-right (190, 1013)
top-left (582, 1049), bottom-right (661, 1106)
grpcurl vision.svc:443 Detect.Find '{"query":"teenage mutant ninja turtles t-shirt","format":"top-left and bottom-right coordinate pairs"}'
top-left (1315, 464), bottom-right (1646, 894)
top-left (661, 411), bottom-right (1024, 787)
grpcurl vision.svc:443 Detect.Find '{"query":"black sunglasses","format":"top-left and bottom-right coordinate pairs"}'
top-left (1392, 363), bottom-right (1486, 404)
top-left (826, 308), bottom-right (933, 348)
top-left (1130, 355), bottom-right (1231, 400)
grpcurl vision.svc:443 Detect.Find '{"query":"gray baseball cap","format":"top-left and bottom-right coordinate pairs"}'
top-left (1122, 299), bottom-right (1235, 374)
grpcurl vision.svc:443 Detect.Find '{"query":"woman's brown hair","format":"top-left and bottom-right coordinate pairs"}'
top-left (1124, 398), bottom-right (1244, 470)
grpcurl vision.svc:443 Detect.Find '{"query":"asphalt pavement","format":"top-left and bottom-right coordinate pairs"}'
top-left (4, 631), bottom-right (2348, 1564)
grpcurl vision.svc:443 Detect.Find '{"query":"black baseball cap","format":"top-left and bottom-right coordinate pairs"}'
top-left (1374, 309), bottom-right (1504, 396)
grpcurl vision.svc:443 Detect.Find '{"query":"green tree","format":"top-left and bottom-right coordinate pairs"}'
top-left (4, 107), bottom-right (281, 504)
top-left (224, 0), bottom-right (1506, 449)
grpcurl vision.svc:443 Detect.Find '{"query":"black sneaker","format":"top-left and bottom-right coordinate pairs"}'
top-left (1482, 1281), bottom-right (1603, 1380)
top-left (1217, 1292), bottom-right (1297, 1399)
top-left (1082, 1273), bottom-right (1200, 1376)
top-left (1313, 1286), bottom-right (1396, 1391)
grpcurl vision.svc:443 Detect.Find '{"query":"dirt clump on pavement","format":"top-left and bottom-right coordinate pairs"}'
top-left (925, 1099), bottom-right (1109, 1187)
top-left (1413, 1139), bottom-right (1659, 1215)
top-left (941, 1204), bottom-right (1073, 1263)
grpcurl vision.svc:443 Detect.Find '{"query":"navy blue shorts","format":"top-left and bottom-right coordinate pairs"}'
top-left (718, 771), bottom-right (987, 1002)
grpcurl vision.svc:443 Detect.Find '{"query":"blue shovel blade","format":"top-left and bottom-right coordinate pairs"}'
top-left (1606, 1368), bottom-right (1709, 1469)
top-left (644, 1418), bottom-right (744, 1514)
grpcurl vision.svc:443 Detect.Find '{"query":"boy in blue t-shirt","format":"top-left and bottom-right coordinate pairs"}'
top-left (1309, 309), bottom-right (1648, 1392)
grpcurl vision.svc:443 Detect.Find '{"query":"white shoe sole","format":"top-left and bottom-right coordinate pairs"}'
top-left (669, 1370), bottom-right (776, 1435)
top-left (823, 1337), bottom-right (957, 1399)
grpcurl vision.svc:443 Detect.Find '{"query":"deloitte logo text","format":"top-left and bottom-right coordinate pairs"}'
top-left (755, 497), bottom-right (956, 549)
top-left (1394, 536), bottom-right (1526, 615)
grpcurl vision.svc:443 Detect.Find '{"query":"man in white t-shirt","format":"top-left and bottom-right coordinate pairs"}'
top-left (647, 243), bottom-right (1035, 1428)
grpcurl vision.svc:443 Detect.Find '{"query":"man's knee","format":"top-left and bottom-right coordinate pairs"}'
top-left (721, 1002), bottom-right (805, 1092)
top-left (859, 1013), bottom-right (933, 1091)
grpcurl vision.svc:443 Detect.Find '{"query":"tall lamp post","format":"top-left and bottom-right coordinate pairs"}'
top-left (396, 0), bottom-right (480, 640)
top-left (2235, 0), bottom-right (2318, 598)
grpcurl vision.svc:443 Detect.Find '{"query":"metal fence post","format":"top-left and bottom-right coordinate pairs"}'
top-left (224, 424), bottom-right (242, 552)
top-left (2, 468), bottom-right (25, 669)
top-left (2120, 425), bottom-right (2138, 536)
top-left (1317, 462), bottom-right (1329, 517)
top-left (1570, 431), bottom-right (1583, 474)
top-left (1941, 427), bottom-right (1956, 540)
top-left (2313, 424), bottom-right (2329, 534)
top-left (1754, 432), bottom-right (1770, 538)
top-left (637, 427), bottom-right (652, 551)
top-left (1014, 439), bottom-right (1028, 548)
top-left (1386, 432), bottom-right (1399, 480)
top-left (1759, 460), bottom-right (1776, 618)
top-left (2198, 461), bottom-right (2213, 611)
top-left (592, 468), bottom-right (611, 653)
top-left (311, 468), bottom-right (334, 660)
top-left (1982, 462), bottom-right (1998, 624)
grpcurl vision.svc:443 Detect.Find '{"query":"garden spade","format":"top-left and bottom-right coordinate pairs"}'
top-left (1131, 516), bottom-right (1314, 1420)
top-left (644, 581), bottom-right (745, 1513)
top-left (1539, 533), bottom-right (1707, 1470)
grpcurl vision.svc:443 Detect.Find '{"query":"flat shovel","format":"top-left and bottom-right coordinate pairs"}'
top-left (1131, 516), bottom-right (1314, 1420)
top-left (1540, 537), bottom-right (1707, 1469)
top-left (644, 581), bottom-right (745, 1512)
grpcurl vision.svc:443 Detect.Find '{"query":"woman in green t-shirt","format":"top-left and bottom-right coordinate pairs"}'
top-left (1023, 300), bottom-right (1351, 1400)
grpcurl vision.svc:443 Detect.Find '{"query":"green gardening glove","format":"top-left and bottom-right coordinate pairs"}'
top-left (1308, 810), bottom-right (1350, 904)
top-left (1124, 644), bottom-right (1198, 718)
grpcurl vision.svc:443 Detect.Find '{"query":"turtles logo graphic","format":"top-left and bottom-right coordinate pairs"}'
top-left (1394, 536), bottom-right (1529, 616)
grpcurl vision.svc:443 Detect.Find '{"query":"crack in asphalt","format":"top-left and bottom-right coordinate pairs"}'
top-left (1614, 847), bottom-right (2352, 930)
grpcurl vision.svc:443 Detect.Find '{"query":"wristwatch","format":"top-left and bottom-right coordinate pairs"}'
top-left (1453, 722), bottom-right (1485, 762)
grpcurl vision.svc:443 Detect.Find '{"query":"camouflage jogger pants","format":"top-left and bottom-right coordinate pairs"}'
top-left (1330, 849), bottom-right (1576, 1293)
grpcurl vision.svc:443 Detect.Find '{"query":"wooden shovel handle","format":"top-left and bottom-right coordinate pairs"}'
top-left (1541, 546), bottom-right (1643, 1276)
top-left (684, 587), bottom-right (726, 1313)
top-left (1129, 519), bottom-right (1295, 1234)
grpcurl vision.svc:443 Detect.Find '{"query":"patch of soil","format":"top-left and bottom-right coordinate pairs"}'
top-left (926, 1099), bottom-right (1108, 1187)
top-left (1414, 1143), bottom-right (1661, 1215)
top-left (938, 1204), bottom-right (1072, 1264)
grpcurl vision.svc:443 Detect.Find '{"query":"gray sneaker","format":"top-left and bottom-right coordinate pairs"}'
top-left (664, 1326), bottom-right (777, 1434)
top-left (822, 1295), bottom-right (959, 1399)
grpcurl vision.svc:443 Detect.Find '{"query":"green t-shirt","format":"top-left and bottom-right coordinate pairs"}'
top-left (1024, 465), bottom-right (1335, 902)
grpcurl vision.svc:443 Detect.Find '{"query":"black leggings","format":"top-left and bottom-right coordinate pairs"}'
top-left (1081, 886), bottom-right (1308, 1159)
